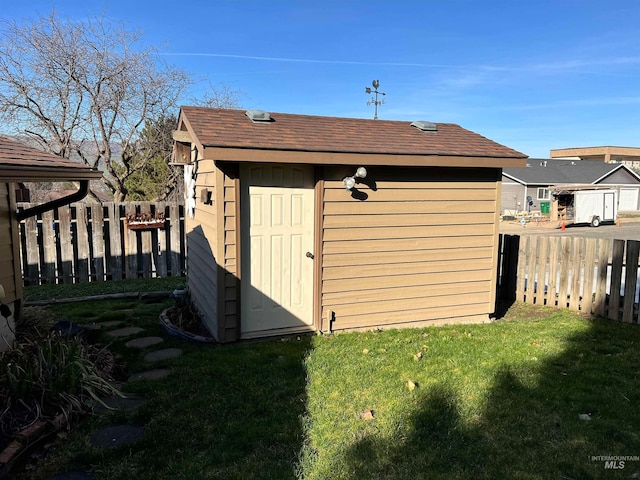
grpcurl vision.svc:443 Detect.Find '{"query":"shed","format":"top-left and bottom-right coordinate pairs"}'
top-left (0, 136), bottom-right (102, 349)
top-left (173, 107), bottom-right (527, 342)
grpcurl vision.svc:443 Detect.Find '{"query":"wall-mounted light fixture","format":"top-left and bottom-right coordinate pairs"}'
top-left (343, 167), bottom-right (368, 190)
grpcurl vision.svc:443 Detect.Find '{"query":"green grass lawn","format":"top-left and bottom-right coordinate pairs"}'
top-left (14, 283), bottom-right (640, 480)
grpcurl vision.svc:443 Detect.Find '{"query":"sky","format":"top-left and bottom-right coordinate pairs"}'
top-left (2, 0), bottom-right (640, 158)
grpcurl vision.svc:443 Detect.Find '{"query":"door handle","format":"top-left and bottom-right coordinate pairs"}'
top-left (306, 252), bottom-right (314, 259)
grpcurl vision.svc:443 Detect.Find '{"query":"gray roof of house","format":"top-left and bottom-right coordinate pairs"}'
top-left (503, 159), bottom-right (633, 185)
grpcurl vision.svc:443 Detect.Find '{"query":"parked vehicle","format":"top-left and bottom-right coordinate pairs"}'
top-left (551, 186), bottom-right (617, 227)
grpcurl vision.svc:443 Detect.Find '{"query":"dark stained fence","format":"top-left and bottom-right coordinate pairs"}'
top-left (497, 234), bottom-right (640, 323)
top-left (18, 201), bottom-right (185, 285)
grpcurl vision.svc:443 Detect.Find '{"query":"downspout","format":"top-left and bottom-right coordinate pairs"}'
top-left (16, 180), bottom-right (90, 221)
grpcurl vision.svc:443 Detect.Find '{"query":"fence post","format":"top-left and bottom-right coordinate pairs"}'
top-left (557, 237), bottom-right (571, 309)
top-left (582, 238), bottom-right (597, 315)
top-left (90, 204), bottom-right (105, 281)
top-left (608, 239), bottom-right (625, 321)
top-left (75, 204), bottom-right (90, 283)
top-left (23, 215), bottom-right (40, 286)
top-left (536, 236), bottom-right (549, 306)
top-left (57, 205), bottom-right (74, 284)
top-left (41, 210), bottom-right (57, 284)
top-left (594, 239), bottom-right (610, 318)
top-left (569, 237), bottom-right (584, 311)
top-left (169, 203), bottom-right (182, 276)
top-left (622, 240), bottom-right (639, 323)
top-left (547, 237), bottom-right (559, 308)
top-left (106, 203), bottom-right (123, 280)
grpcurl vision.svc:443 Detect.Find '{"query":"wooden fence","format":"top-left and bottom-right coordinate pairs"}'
top-left (497, 234), bottom-right (640, 323)
top-left (18, 201), bottom-right (185, 286)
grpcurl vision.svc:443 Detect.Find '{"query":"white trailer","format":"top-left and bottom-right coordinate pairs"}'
top-left (551, 186), bottom-right (618, 227)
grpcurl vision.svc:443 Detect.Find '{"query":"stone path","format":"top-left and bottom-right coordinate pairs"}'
top-left (144, 347), bottom-right (183, 362)
top-left (49, 313), bottom-right (185, 478)
top-left (107, 326), bottom-right (145, 338)
top-left (125, 336), bottom-right (164, 348)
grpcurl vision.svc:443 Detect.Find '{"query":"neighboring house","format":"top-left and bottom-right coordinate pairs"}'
top-left (0, 136), bottom-right (102, 350)
top-left (550, 146), bottom-right (640, 169)
top-left (502, 159), bottom-right (640, 215)
top-left (172, 107), bottom-right (527, 343)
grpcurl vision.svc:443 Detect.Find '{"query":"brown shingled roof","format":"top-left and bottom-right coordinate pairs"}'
top-left (0, 136), bottom-right (102, 181)
top-left (180, 106), bottom-right (527, 159)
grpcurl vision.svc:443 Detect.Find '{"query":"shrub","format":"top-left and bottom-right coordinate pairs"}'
top-left (0, 329), bottom-right (121, 435)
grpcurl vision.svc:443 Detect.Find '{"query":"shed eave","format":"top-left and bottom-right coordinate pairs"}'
top-left (200, 145), bottom-right (527, 168)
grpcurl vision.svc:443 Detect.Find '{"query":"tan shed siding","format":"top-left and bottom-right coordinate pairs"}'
top-left (322, 166), bottom-right (500, 331)
top-left (222, 170), bottom-right (239, 341)
top-left (0, 182), bottom-right (17, 302)
top-left (0, 182), bottom-right (18, 349)
top-left (186, 158), bottom-right (220, 338)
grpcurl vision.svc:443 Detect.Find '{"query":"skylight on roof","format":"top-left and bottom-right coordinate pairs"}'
top-left (245, 110), bottom-right (272, 122)
top-left (411, 121), bottom-right (437, 132)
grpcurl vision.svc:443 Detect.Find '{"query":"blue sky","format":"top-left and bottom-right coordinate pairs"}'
top-left (3, 0), bottom-right (640, 157)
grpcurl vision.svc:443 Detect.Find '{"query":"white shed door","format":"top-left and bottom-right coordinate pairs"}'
top-left (240, 164), bottom-right (315, 338)
top-left (619, 188), bottom-right (639, 211)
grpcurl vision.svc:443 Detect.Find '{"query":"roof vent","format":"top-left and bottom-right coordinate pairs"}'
top-left (245, 110), bottom-right (272, 123)
top-left (411, 120), bottom-right (437, 132)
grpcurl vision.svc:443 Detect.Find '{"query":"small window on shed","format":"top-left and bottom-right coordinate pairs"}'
top-left (537, 187), bottom-right (550, 200)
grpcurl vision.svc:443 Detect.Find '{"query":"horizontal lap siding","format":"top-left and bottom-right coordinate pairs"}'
top-left (0, 183), bottom-right (17, 302)
top-left (322, 167), bottom-right (499, 331)
top-left (222, 173), bottom-right (239, 342)
top-left (0, 182), bottom-right (18, 349)
top-left (187, 160), bottom-right (219, 338)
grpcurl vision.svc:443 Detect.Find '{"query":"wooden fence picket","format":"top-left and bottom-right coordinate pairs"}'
top-left (90, 204), bottom-right (105, 281)
top-left (557, 237), bottom-right (571, 309)
top-left (17, 201), bottom-right (185, 285)
top-left (498, 234), bottom-right (640, 324)
top-left (594, 239), bottom-right (610, 317)
top-left (623, 240), bottom-right (640, 323)
top-left (608, 240), bottom-right (625, 321)
top-left (75, 205), bottom-right (90, 283)
top-left (547, 237), bottom-right (559, 308)
top-left (582, 238), bottom-right (597, 314)
top-left (58, 205), bottom-right (74, 284)
top-left (569, 237), bottom-right (583, 311)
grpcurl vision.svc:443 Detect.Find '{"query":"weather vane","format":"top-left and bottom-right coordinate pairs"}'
top-left (365, 80), bottom-right (386, 120)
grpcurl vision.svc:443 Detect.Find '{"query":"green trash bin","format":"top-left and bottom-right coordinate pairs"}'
top-left (540, 201), bottom-right (550, 214)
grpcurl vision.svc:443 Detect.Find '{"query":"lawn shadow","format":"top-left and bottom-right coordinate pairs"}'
top-left (334, 316), bottom-right (640, 479)
top-left (116, 333), bottom-right (314, 479)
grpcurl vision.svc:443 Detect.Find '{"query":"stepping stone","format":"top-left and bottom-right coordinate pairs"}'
top-left (88, 424), bottom-right (145, 449)
top-left (127, 368), bottom-right (171, 382)
top-left (125, 336), bottom-right (164, 348)
top-left (144, 348), bottom-right (182, 362)
top-left (107, 327), bottom-right (144, 338)
top-left (51, 471), bottom-right (96, 480)
top-left (95, 320), bottom-right (123, 329)
top-left (94, 394), bottom-right (145, 413)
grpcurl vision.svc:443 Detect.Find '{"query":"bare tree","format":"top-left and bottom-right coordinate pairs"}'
top-left (0, 12), bottom-right (189, 200)
top-left (197, 84), bottom-right (242, 109)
